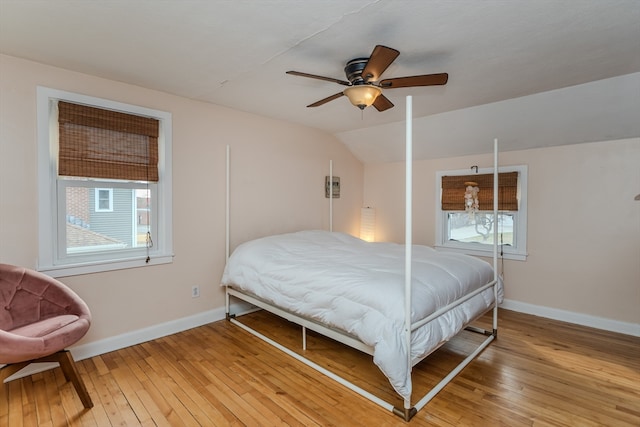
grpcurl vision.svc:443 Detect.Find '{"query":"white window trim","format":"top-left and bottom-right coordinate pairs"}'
top-left (37, 87), bottom-right (173, 277)
top-left (435, 165), bottom-right (528, 261)
top-left (94, 188), bottom-right (114, 212)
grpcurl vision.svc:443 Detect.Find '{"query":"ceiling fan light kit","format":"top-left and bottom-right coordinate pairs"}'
top-left (343, 85), bottom-right (382, 110)
top-left (287, 45), bottom-right (448, 112)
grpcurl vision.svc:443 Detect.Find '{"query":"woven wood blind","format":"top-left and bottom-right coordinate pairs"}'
top-left (58, 101), bottom-right (159, 182)
top-left (441, 171), bottom-right (519, 211)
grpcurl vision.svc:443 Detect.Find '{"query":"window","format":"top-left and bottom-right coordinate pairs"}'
top-left (37, 87), bottom-right (173, 277)
top-left (435, 165), bottom-right (527, 261)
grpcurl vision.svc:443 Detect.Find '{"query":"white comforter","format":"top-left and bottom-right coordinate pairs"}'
top-left (221, 230), bottom-right (501, 401)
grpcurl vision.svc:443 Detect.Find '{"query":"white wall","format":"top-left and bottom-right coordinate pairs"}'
top-left (0, 54), bottom-right (364, 347)
top-left (364, 138), bottom-right (640, 328)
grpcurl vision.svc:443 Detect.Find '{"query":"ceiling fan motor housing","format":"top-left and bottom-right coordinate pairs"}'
top-left (344, 58), bottom-right (370, 85)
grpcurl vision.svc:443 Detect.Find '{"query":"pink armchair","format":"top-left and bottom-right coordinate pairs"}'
top-left (0, 263), bottom-right (93, 408)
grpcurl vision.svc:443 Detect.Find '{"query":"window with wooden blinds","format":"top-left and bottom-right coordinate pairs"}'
top-left (58, 101), bottom-right (159, 182)
top-left (441, 171), bottom-right (519, 211)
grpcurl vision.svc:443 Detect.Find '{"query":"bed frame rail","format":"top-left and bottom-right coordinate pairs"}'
top-left (226, 288), bottom-right (374, 355)
top-left (411, 279), bottom-right (497, 332)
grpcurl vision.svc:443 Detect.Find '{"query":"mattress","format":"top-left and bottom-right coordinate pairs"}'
top-left (221, 230), bottom-right (502, 400)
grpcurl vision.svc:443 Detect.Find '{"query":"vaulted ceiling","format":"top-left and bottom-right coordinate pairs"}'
top-left (1, 0), bottom-right (639, 162)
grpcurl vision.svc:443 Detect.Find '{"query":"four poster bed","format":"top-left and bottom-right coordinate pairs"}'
top-left (222, 97), bottom-right (502, 421)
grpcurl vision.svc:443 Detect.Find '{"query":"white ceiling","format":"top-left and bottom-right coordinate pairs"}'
top-left (1, 0), bottom-right (639, 162)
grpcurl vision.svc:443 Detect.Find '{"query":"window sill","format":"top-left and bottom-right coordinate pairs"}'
top-left (434, 245), bottom-right (527, 261)
top-left (38, 254), bottom-right (174, 278)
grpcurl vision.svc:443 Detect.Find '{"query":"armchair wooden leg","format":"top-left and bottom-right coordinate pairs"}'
top-left (52, 350), bottom-right (94, 409)
top-left (55, 350), bottom-right (93, 409)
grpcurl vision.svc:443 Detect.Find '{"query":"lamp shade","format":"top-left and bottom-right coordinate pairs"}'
top-left (344, 85), bottom-right (382, 110)
top-left (360, 207), bottom-right (376, 242)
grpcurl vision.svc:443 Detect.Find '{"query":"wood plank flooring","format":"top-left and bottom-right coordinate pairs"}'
top-left (1, 309), bottom-right (639, 426)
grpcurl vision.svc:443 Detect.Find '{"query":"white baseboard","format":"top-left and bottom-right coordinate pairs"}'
top-left (71, 307), bottom-right (228, 361)
top-left (501, 299), bottom-right (640, 337)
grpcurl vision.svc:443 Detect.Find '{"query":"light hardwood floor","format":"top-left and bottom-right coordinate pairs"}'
top-left (1, 309), bottom-right (639, 426)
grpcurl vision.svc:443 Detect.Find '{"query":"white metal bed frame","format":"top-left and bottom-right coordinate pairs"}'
top-left (224, 96), bottom-right (500, 421)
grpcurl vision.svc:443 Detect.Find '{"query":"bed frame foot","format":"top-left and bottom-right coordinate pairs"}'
top-left (393, 406), bottom-right (417, 421)
top-left (225, 313), bottom-right (236, 321)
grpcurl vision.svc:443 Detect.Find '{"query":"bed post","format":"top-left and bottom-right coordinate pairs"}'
top-left (401, 95), bottom-right (416, 419)
top-left (329, 159), bottom-right (333, 232)
top-left (226, 145), bottom-right (230, 262)
top-left (492, 138), bottom-right (499, 336)
top-left (225, 145), bottom-right (231, 319)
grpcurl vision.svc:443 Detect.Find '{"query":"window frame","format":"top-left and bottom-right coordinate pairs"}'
top-left (435, 165), bottom-right (528, 261)
top-left (37, 87), bottom-right (173, 277)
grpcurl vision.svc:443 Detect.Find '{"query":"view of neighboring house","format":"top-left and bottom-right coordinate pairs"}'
top-left (65, 187), bottom-right (150, 253)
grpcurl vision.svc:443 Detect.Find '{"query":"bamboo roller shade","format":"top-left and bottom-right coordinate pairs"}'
top-left (441, 172), bottom-right (519, 211)
top-left (58, 101), bottom-right (159, 182)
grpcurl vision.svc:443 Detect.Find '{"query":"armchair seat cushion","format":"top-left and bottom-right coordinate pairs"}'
top-left (9, 314), bottom-right (80, 338)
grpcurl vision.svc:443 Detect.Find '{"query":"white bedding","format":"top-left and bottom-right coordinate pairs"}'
top-left (221, 230), bottom-right (502, 401)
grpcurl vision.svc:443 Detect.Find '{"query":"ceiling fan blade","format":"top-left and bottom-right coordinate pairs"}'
top-left (361, 45), bottom-right (400, 83)
top-left (307, 92), bottom-right (345, 107)
top-left (379, 73), bottom-right (448, 88)
top-left (286, 71), bottom-right (350, 86)
top-left (372, 94), bottom-right (394, 112)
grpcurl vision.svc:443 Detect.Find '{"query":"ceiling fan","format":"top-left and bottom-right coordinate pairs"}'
top-left (286, 45), bottom-right (448, 111)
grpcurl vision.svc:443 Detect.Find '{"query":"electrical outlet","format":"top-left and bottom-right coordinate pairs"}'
top-left (191, 285), bottom-right (200, 298)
